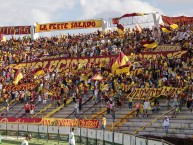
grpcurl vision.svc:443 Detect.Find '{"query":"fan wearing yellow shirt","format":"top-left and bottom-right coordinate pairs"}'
top-left (101, 115), bottom-right (106, 130)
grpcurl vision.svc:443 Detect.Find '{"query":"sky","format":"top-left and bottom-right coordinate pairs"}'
top-left (0, 0), bottom-right (193, 36)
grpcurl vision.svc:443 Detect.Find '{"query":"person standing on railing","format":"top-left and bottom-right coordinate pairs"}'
top-left (163, 116), bottom-right (170, 136)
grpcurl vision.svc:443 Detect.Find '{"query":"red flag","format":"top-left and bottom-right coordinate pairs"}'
top-left (117, 24), bottom-right (124, 31)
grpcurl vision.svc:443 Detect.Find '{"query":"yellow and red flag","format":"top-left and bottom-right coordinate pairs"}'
top-left (135, 23), bottom-right (142, 33)
top-left (141, 40), bottom-right (158, 49)
top-left (111, 52), bottom-right (132, 74)
top-left (33, 67), bottom-right (45, 78)
top-left (13, 69), bottom-right (23, 85)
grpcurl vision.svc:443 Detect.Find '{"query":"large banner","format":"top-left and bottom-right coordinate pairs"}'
top-left (0, 117), bottom-right (99, 128)
top-left (129, 86), bottom-right (182, 99)
top-left (0, 117), bottom-right (42, 123)
top-left (7, 51), bottom-right (186, 74)
top-left (3, 83), bottom-right (37, 91)
top-left (154, 45), bottom-right (181, 52)
top-left (0, 26), bottom-right (31, 35)
top-left (162, 15), bottom-right (193, 24)
top-left (36, 19), bottom-right (102, 33)
top-left (42, 118), bottom-right (99, 128)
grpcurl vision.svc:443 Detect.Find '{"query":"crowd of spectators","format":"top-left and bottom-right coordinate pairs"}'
top-left (0, 25), bottom-right (193, 119)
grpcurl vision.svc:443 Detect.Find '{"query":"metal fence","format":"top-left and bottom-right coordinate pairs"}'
top-left (0, 123), bottom-right (174, 145)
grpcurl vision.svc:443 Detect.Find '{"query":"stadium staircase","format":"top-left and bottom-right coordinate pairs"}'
top-left (0, 99), bottom-right (18, 117)
top-left (131, 106), bottom-right (193, 138)
top-left (43, 97), bottom-right (75, 118)
top-left (32, 101), bottom-right (55, 118)
top-left (66, 96), bottom-right (96, 119)
top-left (114, 97), bottom-right (193, 138)
top-left (45, 90), bottom-right (94, 118)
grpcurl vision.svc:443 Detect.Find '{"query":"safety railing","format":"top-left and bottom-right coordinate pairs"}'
top-left (0, 122), bottom-right (174, 145)
top-left (43, 97), bottom-right (75, 118)
top-left (132, 107), bottom-right (176, 135)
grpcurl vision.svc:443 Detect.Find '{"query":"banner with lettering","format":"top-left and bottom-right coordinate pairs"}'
top-left (42, 118), bottom-right (99, 128)
top-left (7, 50), bottom-right (187, 74)
top-left (153, 45), bottom-right (181, 52)
top-left (128, 86), bottom-right (182, 99)
top-left (162, 15), bottom-right (193, 24)
top-left (36, 19), bottom-right (102, 33)
top-left (0, 117), bottom-right (99, 128)
top-left (0, 117), bottom-right (42, 123)
top-left (3, 83), bottom-right (37, 91)
top-left (0, 26), bottom-right (31, 35)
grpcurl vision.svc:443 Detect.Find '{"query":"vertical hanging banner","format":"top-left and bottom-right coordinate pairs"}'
top-left (73, 128), bottom-right (81, 144)
top-left (104, 131), bottom-right (113, 145)
top-left (48, 126), bottom-right (58, 140)
top-left (97, 130), bottom-right (104, 145)
top-left (87, 129), bottom-right (97, 145)
top-left (6, 124), bottom-right (18, 137)
top-left (38, 125), bottom-right (48, 140)
top-left (28, 124), bottom-right (39, 138)
top-left (81, 128), bottom-right (88, 145)
top-left (148, 139), bottom-right (163, 145)
top-left (58, 126), bottom-right (70, 143)
top-left (123, 134), bottom-right (131, 145)
top-left (114, 132), bottom-right (123, 145)
top-left (0, 123), bottom-right (6, 135)
top-left (35, 19), bottom-right (102, 33)
top-left (18, 124), bottom-right (28, 137)
top-left (135, 137), bottom-right (146, 145)
top-left (131, 135), bottom-right (136, 145)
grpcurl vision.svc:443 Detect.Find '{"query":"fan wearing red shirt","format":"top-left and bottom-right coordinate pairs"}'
top-left (25, 102), bottom-right (30, 114)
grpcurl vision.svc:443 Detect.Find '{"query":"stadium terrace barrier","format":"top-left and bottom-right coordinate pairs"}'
top-left (0, 123), bottom-right (174, 145)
